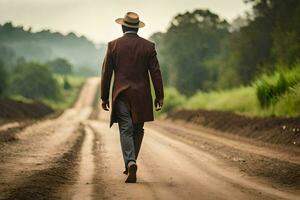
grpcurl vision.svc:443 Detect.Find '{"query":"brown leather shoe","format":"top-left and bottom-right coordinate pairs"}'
top-left (125, 161), bottom-right (137, 183)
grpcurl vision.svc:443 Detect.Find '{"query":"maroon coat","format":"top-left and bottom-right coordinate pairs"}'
top-left (101, 33), bottom-right (164, 127)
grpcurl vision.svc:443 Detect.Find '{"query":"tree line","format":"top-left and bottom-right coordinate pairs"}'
top-left (0, 22), bottom-right (105, 76)
top-left (0, 57), bottom-right (73, 100)
top-left (150, 0), bottom-right (300, 96)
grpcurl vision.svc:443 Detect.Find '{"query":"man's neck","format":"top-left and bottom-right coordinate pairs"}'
top-left (124, 31), bottom-right (137, 35)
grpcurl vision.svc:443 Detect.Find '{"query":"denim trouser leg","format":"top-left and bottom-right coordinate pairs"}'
top-left (115, 98), bottom-right (144, 169)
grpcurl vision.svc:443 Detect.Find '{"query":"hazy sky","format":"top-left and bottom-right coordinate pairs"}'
top-left (0, 0), bottom-right (251, 43)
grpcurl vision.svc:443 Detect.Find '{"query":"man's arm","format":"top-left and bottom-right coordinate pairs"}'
top-left (101, 43), bottom-right (114, 111)
top-left (148, 43), bottom-right (164, 111)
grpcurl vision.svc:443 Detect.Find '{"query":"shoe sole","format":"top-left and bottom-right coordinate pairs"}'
top-left (125, 164), bottom-right (137, 183)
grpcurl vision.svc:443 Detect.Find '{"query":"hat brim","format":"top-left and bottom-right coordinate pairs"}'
top-left (115, 18), bottom-right (145, 28)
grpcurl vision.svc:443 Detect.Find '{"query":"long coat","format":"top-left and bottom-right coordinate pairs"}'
top-left (101, 33), bottom-right (164, 127)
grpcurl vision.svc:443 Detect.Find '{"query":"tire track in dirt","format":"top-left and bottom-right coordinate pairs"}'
top-left (89, 121), bottom-right (160, 200)
top-left (69, 124), bottom-right (96, 200)
top-left (89, 123), bottom-right (105, 200)
top-left (0, 120), bottom-right (81, 198)
top-left (2, 124), bottom-right (85, 200)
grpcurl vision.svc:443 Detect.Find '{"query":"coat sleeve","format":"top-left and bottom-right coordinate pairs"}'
top-left (148, 43), bottom-right (164, 101)
top-left (101, 42), bottom-right (114, 101)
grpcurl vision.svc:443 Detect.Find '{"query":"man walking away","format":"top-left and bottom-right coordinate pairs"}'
top-left (100, 12), bottom-right (164, 183)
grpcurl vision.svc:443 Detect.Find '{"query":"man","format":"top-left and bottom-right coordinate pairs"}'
top-left (100, 12), bottom-right (164, 183)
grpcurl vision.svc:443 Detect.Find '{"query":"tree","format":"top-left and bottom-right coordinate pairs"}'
top-left (216, 0), bottom-right (300, 87)
top-left (9, 62), bottom-right (61, 100)
top-left (0, 22), bottom-right (104, 76)
top-left (151, 2), bottom-right (300, 93)
top-left (237, 0), bottom-right (300, 70)
top-left (47, 58), bottom-right (73, 75)
top-left (0, 45), bottom-right (16, 69)
top-left (151, 9), bottom-right (229, 95)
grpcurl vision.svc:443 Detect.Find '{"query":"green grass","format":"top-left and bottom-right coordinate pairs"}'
top-left (165, 64), bottom-right (300, 118)
top-left (184, 87), bottom-right (261, 115)
top-left (271, 83), bottom-right (300, 117)
top-left (8, 95), bottom-right (35, 104)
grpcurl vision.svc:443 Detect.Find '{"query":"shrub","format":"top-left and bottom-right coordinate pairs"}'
top-left (162, 87), bottom-right (186, 113)
top-left (255, 64), bottom-right (300, 107)
top-left (63, 77), bottom-right (72, 90)
top-left (9, 62), bottom-right (61, 100)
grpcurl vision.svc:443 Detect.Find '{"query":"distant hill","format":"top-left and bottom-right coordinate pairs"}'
top-left (0, 22), bottom-right (105, 75)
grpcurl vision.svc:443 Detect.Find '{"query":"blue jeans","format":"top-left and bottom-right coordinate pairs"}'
top-left (115, 97), bottom-right (144, 169)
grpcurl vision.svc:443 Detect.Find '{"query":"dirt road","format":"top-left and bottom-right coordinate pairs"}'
top-left (0, 77), bottom-right (299, 200)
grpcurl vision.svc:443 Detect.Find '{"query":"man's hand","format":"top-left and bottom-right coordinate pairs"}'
top-left (102, 100), bottom-right (110, 111)
top-left (155, 99), bottom-right (163, 111)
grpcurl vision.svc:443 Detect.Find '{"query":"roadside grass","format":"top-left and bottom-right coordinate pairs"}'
top-left (271, 83), bottom-right (300, 117)
top-left (164, 64), bottom-right (300, 118)
top-left (184, 87), bottom-right (261, 115)
top-left (183, 85), bottom-right (300, 117)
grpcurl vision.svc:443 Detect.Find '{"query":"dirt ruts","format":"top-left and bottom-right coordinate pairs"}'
top-left (5, 124), bottom-right (85, 200)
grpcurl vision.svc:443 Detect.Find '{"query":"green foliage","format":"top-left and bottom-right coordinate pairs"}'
top-left (248, 0), bottom-right (300, 66)
top-left (8, 74), bottom-right (85, 111)
top-left (161, 87), bottom-right (186, 113)
top-left (9, 62), bottom-right (61, 100)
top-left (63, 77), bottom-right (72, 90)
top-left (255, 64), bottom-right (300, 107)
top-left (185, 87), bottom-right (259, 113)
top-left (150, 0), bottom-right (300, 95)
top-left (47, 58), bottom-right (72, 75)
top-left (272, 84), bottom-right (300, 117)
top-left (42, 75), bottom-right (84, 110)
top-left (0, 45), bottom-right (16, 69)
top-left (150, 9), bottom-right (230, 95)
top-left (177, 65), bottom-right (300, 117)
top-left (218, 0), bottom-right (300, 87)
top-left (181, 82), bottom-right (300, 118)
top-left (0, 60), bottom-right (7, 96)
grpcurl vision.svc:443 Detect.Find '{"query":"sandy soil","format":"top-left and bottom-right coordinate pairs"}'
top-left (0, 77), bottom-right (299, 200)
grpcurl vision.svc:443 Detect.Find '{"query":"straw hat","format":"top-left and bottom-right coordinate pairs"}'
top-left (115, 12), bottom-right (145, 28)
